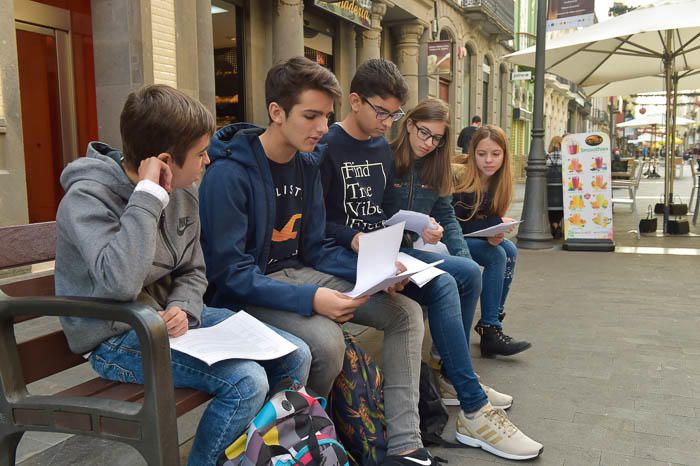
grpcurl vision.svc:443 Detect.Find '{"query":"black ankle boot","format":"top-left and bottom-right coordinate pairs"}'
top-left (475, 322), bottom-right (531, 357)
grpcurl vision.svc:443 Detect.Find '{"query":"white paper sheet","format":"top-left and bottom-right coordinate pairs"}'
top-left (463, 220), bottom-right (523, 238)
top-left (343, 223), bottom-right (444, 298)
top-left (413, 238), bottom-right (450, 256)
top-left (385, 210), bottom-right (436, 234)
top-left (397, 252), bottom-right (447, 288)
top-left (169, 311), bottom-right (298, 365)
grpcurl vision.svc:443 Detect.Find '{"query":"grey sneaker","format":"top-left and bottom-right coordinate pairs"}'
top-left (456, 403), bottom-right (543, 460)
top-left (437, 372), bottom-right (512, 410)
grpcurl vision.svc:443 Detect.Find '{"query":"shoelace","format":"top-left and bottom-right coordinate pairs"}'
top-left (496, 329), bottom-right (514, 343)
top-left (484, 407), bottom-right (518, 437)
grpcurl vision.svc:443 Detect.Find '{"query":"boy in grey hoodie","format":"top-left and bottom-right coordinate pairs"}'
top-left (55, 84), bottom-right (311, 466)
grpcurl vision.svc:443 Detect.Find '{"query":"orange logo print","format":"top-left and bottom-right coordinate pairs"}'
top-left (272, 214), bottom-right (302, 242)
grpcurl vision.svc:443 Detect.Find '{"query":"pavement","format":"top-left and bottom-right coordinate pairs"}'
top-left (11, 162), bottom-right (700, 465)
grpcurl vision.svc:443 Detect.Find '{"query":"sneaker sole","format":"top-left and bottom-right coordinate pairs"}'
top-left (455, 431), bottom-right (543, 460)
top-left (442, 399), bottom-right (511, 410)
top-left (480, 342), bottom-right (532, 358)
top-left (492, 400), bottom-right (512, 410)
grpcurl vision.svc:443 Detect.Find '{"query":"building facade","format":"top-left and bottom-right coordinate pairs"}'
top-left (0, 0), bottom-right (515, 226)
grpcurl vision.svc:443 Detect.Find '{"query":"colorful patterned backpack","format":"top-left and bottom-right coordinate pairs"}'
top-left (218, 380), bottom-right (349, 466)
top-left (328, 331), bottom-right (388, 466)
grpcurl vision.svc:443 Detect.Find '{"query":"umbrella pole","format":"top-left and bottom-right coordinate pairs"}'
top-left (669, 72), bottom-right (679, 202)
top-left (663, 30), bottom-right (674, 233)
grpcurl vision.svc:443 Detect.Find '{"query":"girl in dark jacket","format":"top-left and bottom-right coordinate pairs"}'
top-left (385, 99), bottom-right (543, 460)
top-left (452, 125), bottom-right (531, 357)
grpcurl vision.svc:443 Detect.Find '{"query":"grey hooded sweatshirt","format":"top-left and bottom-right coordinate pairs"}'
top-left (56, 142), bottom-right (207, 354)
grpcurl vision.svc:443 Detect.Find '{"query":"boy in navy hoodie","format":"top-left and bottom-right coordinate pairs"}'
top-left (199, 57), bottom-right (440, 464)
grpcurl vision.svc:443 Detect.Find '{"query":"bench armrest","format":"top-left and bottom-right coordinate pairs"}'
top-left (0, 295), bottom-right (173, 399)
top-left (0, 295), bottom-right (179, 464)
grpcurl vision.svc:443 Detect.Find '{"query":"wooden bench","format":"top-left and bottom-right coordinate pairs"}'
top-left (0, 222), bottom-right (211, 466)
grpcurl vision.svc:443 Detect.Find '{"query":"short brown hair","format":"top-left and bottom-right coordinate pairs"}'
top-left (120, 84), bottom-right (215, 168)
top-left (350, 59), bottom-right (408, 104)
top-left (265, 57), bottom-right (342, 117)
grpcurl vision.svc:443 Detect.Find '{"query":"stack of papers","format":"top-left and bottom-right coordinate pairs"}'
top-left (397, 252), bottom-right (447, 288)
top-left (463, 220), bottom-right (522, 237)
top-left (343, 223), bottom-right (444, 298)
top-left (169, 311), bottom-right (298, 365)
top-left (385, 210), bottom-right (436, 233)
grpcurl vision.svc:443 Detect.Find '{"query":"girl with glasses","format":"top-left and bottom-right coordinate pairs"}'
top-left (384, 98), bottom-right (543, 461)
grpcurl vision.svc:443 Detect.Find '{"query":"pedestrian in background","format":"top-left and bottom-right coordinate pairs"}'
top-left (457, 115), bottom-right (482, 154)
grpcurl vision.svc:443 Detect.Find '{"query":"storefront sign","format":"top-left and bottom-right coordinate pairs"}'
top-left (511, 71), bottom-right (531, 81)
top-left (546, 0), bottom-right (594, 31)
top-left (561, 133), bottom-right (615, 250)
top-left (313, 0), bottom-right (372, 29)
top-left (427, 41), bottom-right (452, 76)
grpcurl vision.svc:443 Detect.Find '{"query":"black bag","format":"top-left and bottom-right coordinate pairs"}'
top-left (418, 362), bottom-right (449, 445)
top-left (655, 196), bottom-right (689, 216)
top-left (668, 218), bottom-right (690, 235)
top-left (654, 195), bottom-right (665, 214)
top-left (639, 206), bottom-right (658, 233)
top-left (669, 197), bottom-right (689, 216)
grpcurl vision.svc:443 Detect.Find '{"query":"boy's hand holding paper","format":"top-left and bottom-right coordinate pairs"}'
top-left (169, 311), bottom-right (298, 365)
top-left (343, 223), bottom-right (443, 298)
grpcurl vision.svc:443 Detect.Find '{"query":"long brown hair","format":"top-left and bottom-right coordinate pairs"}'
top-left (390, 98), bottom-right (453, 196)
top-left (452, 124), bottom-right (513, 219)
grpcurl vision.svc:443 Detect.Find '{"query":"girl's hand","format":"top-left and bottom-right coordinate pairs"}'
top-left (487, 232), bottom-right (504, 246)
top-left (422, 218), bottom-right (444, 244)
top-left (501, 216), bottom-right (517, 233)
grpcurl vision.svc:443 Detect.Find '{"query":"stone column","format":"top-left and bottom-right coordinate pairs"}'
top-left (0, 0), bottom-right (30, 225)
top-left (91, 0), bottom-right (154, 146)
top-left (272, 0), bottom-right (304, 63)
top-left (394, 21), bottom-right (425, 110)
top-left (356, 0), bottom-right (388, 65)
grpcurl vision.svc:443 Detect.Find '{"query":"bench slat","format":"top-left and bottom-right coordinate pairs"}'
top-left (1, 275), bottom-right (55, 298)
top-left (0, 222), bottom-right (56, 269)
top-left (18, 331), bottom-right (87, 384)
top-left (60, 378), bottom-right (212, 416)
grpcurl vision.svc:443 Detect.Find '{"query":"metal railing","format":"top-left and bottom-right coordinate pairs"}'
top-left (461, 0), bottom-right (514, 34)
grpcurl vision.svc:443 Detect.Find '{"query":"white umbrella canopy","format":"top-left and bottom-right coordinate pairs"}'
top-left (617, 114), bottom-right (695, 128)
top-left (504, 0), bottom-right (700, 87)
top-left (504, 0), bottom-right (700, 231)
top-left (583, 70), bottom-right (700, 97)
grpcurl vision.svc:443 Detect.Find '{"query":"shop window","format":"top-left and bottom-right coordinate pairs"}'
top-left (304, 28), bottom-right (334, 71)
top-left (212, 1), bottom-right (245, 127)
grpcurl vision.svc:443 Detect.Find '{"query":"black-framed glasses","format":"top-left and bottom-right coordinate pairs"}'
top-left (414, 122), bottom-right (446, 148)
top-left (361, 96), bottom-right (405, 122)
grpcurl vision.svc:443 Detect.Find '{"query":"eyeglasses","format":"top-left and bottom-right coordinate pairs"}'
top-left (361, 96), bottom-right (405, 122)
top-left (414, 122), bottom-right (446, 148)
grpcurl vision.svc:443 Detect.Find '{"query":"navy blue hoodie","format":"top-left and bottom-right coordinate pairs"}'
top-left (199, 123), bottom-right (358, 316)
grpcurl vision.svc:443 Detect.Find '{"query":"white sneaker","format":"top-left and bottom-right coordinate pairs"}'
top-left (480, 383), bottom-right (513, 410)
top-left (437, 372), bottom-right (512, 410)
top-left (429, 344), bottom-right (442, 370)
top-left (436, 372), bottom-right (460, 406)
top-left (456, 403), bottom-right (543, 461)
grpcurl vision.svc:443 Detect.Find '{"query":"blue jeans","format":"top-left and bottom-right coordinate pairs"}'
top-left (89, 306), bottom-right (311, 466)
top-left (465, 238), bottom-right (518, 328)
top-left (400, 248), bottom-right (487, 413)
